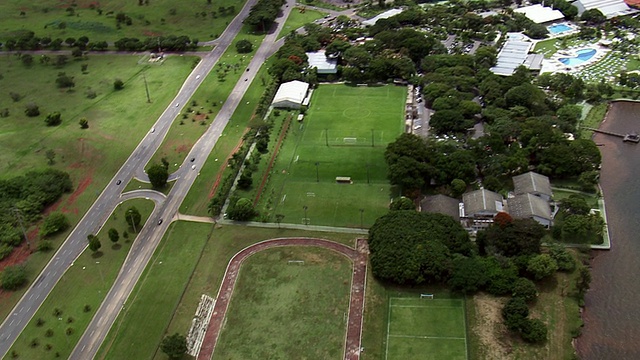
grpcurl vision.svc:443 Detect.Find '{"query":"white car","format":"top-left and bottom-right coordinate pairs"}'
top-left (191, 165), bottom-right (196, 170)
top-left (151, 127), bottom-right (155, 133)
top-left (175, 103), bottom-right (179, 107)
top-left (196, 75), bottom-right (200, 79)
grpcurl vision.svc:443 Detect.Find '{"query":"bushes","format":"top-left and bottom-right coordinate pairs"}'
top-left (1, 265), bottom-right (28, 290)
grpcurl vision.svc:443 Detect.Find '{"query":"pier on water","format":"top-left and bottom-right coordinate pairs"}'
top-left (582, 127), bottom-right (640, 143)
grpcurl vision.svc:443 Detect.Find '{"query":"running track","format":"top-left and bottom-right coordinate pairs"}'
top-left (197, 238), bottom-right (368, 360)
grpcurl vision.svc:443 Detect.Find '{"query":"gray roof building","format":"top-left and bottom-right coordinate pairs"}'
top-left (420, 194), bottom-right (461, 222)
top-left (506, 193), bottom-right (553, 226)
top-left (462, 189), bottom-right (504, 217)
top-left (512, 171), bottom-right (552, 200)
top-left (306, 50), bottom-right (338, 74)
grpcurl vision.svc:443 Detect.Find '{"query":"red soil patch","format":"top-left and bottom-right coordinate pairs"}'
top-left (62, 175), bottom-right (92, 214)
top-left (176, 144), bottom-right (191, 153)
top-left (208, 128), bottom-right (250, 199)
top-left (253, 115), bottom-right (292, 206)
top-left (143, 31), bottom-right (163, 37)
top-left (0, 243), bottom-right (32, 273)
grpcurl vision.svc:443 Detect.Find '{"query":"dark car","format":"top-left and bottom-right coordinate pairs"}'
top-left (157, 219), bottom-right (163, 225)
top-left (190, 157), bottom-right (195, 162)
top-left (116, 180), bottom-right (122, 185)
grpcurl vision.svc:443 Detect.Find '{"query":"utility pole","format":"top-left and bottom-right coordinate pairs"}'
top-left (12, 208), bottom-right (30, 250)
top-left (303, 205), bottom-right (308, 225)
top-left (143, 73), bottom-right (151, 103)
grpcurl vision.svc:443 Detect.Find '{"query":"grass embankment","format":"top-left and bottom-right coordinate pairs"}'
top-left (148, 25), bottom-right (266, 176)
top-left (0, 0), bottom-right (246, 44)
top-left (254, 84), bottom-right (405, 227)
top-left (214, 247), bottom-right (351, 359)
top-left (579, 103), bottom-right (608, 139)
top-left (7, 199), bottom-right (154, 360)
top-left (0, 55), bottom-right (193, 322)
top-left (97, 221), bottom-right (212, 360)
top-left (179, 44), bottom-right (276, 216)
top-left (277, 7), bottom-right (326, 39)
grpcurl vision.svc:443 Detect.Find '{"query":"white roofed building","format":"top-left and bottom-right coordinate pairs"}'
top-left (306, 50), bottom-right (338, 75)
top-left (573, 0), bottom-right (637, 18)
top-left (514, 4), bottom-right (564, 24)
top-left (490, 33), bottom-right (534, 76)
top-left (271, 81), bottom-right (310, 109)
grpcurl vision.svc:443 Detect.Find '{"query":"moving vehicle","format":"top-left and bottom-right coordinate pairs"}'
top-left (116, 180), bottom-right (122, 185)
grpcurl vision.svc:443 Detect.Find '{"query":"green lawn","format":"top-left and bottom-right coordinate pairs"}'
top-left (386, 297), bottom-right (467, 360)
top-left (255, 84), bottom-right (405, 227)
top-left (159, 226), bottom-right (357, 360)
top-left (579, 103), bottom-right (608, 139)
top-left (534, 38), bottom-right (559, 58)
top-left (0, 54), bottom-right (193, 324)
top-left (214, 246), bottom-right (351, 360)
top-left (277, 7), bottom-right (326, 39)
top-left (97, 221), bottom-right (212, 360)
top-left (8, 198), bottom-right (154, 360)
top-left (0, 0), bottom-right (246, 44)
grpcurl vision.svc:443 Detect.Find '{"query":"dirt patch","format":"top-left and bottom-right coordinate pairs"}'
top-left (176, 144), bottom-right (191, 153)
top-left (208, 129), bottom-right (249, 199)
top-left (62, 174), bottom-right (93, 214)
top-left (0, 242), bottom-right (32, 273)
top-left (472, 293), bottom-right (512, 359)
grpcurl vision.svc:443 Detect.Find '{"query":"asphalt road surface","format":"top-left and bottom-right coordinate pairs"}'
top-left (0, 0), bottom-right (266, 357)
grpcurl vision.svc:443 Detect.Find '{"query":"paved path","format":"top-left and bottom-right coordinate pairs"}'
top-left (196, 238), bottom-right (368, 360)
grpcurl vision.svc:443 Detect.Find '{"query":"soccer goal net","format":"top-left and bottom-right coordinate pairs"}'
top-left (420, 294), bottom-right (434, 299)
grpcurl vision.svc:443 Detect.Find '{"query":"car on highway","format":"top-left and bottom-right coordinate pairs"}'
top-left (196, 75), bottom-right (200, 79)
top-left (116, 180), bottom-right (122, 185)
top-left (151, 127), bottom-right (155, 133)
top-left (190, 157), bottom-right (195, 162)
top-left (192, 165), bottom-right (196, 170)
top-left (175, 103), bottom-right (179, 107)
top-left (157, 219), bottom-right (163, 225)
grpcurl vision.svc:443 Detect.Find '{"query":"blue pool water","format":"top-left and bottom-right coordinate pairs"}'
top-left (548, 23), bottom-right (572, 34)
top-left (559, 48), bottom-right (597, 66)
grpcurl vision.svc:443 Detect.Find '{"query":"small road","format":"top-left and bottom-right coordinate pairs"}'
top-left (196, 238), bottom-right (368, 360)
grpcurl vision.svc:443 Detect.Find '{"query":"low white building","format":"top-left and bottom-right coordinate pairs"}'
top-left (306, 50), bottom-right (337, 75)
top-left (271, 81), bottom-right (310, 109)
top-left (573, 0), bottom-right (637, 18)
top-left (361, 8), bottom-right (404, 26)
top-left (514, 4), bottom-right (564, 24)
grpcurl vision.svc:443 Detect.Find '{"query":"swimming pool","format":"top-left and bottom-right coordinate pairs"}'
top-left (559, 48), bottom-right (597, 66)
top-left (548, 23), bottom-right (573, 34)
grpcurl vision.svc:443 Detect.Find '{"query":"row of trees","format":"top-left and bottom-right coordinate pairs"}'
top-left (2, 31), bottom-right (108, 51)
top-left (244, 0), bottom-right (286, 32)
top-left (114, 35), bottom-right (199, 52)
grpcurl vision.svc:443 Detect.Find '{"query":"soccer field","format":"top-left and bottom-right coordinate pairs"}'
top-left (386, 297), bottom-right (468, 360)
top-left (258, 84), bottom-right (406, 228)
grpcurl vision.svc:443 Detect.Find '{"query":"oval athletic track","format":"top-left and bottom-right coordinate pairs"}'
top-left (197, 237), bottom-right (369, 360)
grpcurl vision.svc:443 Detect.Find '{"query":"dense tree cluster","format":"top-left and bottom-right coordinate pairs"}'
top-left (244, 0), bottom-right (286, 32)
top-left (114, 35), bottom-right (198, 52)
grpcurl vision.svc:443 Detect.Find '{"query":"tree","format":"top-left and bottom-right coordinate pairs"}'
top-left (228, 198), bottom-right (256, 221)
top-left (114, 79), bottom-right (124, 90)
top-left (39, 212), bottom-right (69, 237)
top-left (24, 103), bottom-right (40, 117)
top-left (512, 277), bottom-right (538, 302)
top-left (520, 318), bottom-right (547, 343)
top-left (482, 219), bottom-right (545, 257)
top-left (560, 194), bottom-right (591, 215)
top-left (44, 112), bottom-right (62, 126)
top-left (275, 214), bottom-right (284, 228)
top-left (502, 296), bottom-right (529, 331)
top-left (235, 39), bottom-right (253, 53)
top-left (237, 169), bottom-right (253, 189)
top-left (55, 55), bottom-right (68, 67)
top-left (125, 207), bottom-right (142, 231)
top-left (448, 256), bottom-right (487, 294)
top-left (55, 73), bottom-right (75, 88)
top-left (389, 197), bottom-right (415, 211)
top-left (575, 266), bottom-right (591, 303)
top-left (45, 149), bottom-right (56, 165)
top-left (450, 179), bottom-right (466, 198)
top-left (548, 243), bottom-right (576, 272)
top-left (87, 235), bottom-right (101, 252)
top-left (160, 333), bottom-right (187, 359)
top-left (527, 254), bottom-right (558, 281)
top-left (21, 54), bottom-right (34, 67)
top-left (147, 164), bottom-right (169, 189)
top-left (108, 228), bottom-right (119, 244)
top-left (79, 117), bottom-right (89, 129)
top-left (1, 265), bottom-right (27, 290)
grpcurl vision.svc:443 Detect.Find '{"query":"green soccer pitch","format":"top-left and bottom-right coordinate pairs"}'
top-left (260, 84), bottom-right (406, 228)
top-left (385, 297), bottom-right (468, 360)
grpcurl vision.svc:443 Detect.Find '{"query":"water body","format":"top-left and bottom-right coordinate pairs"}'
top-left (577, 101), bottom-right (640, 359)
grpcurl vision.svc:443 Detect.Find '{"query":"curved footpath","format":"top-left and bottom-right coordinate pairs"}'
top-left (196, 238), bottom-right (368, 360)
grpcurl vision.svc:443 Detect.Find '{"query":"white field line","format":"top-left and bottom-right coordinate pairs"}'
top-left (388, 334), bottom-right (466, 340)
top-left (385, 298), bottom-right (392, 360)
top-left (390, 305), bottom-right (462, 309)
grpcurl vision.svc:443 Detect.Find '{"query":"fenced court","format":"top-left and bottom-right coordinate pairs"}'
top-left (386, 297), bottom-right (468, 360)
top-left (258, 84), bottom-right (406, 228)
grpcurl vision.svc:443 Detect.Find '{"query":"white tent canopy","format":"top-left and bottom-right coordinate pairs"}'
top-left (573, 0), bottom-right (637, 19)
top-left (271, 81), bottom-right (310, 109)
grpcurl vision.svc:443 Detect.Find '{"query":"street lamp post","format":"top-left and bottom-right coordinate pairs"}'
top-left (303, 205), bottom-right (308, 225)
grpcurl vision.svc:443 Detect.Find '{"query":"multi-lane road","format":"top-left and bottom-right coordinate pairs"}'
top-left (0, 0), bottom-right (302, 357)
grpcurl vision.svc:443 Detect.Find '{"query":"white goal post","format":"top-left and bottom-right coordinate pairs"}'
top-left (420, 294), bottom-right (434, 299)
top-left (288, 260), bottom-right (305, 265)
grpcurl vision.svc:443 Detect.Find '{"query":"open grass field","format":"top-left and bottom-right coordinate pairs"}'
top-left (0, 0), bottom-right (246, 44)
top-left (160, 226), bottom-right (357, 360)
top-left (277, 7), bottom-right (326, 39)
top-left (97, 220), bottom-right (212, 360)
top-left (255, 84), bottom-right (406, 227)
top-left (386, 297), bottom-right (467, 360)
top-left (7, 198), bottom-right (154, 360)
top-left (213, 246), bottom-right (352, 360)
